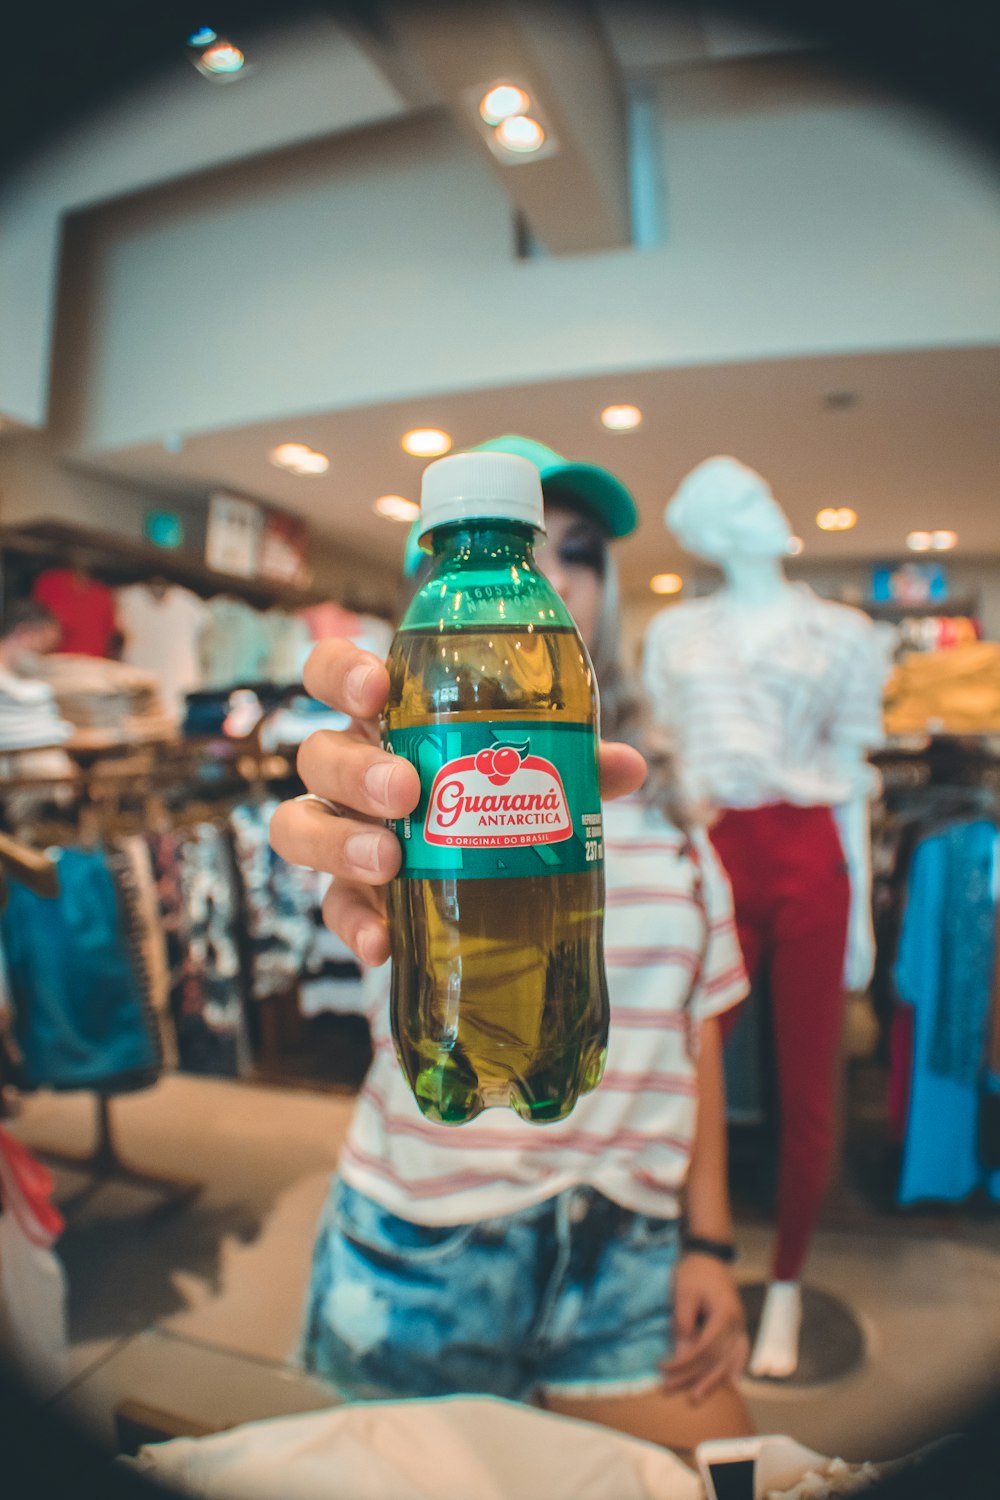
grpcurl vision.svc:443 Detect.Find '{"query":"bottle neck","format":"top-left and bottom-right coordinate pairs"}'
top-left (428, 519), bottom-right (539, 568)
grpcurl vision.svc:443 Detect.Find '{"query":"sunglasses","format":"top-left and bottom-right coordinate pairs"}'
top-left (539, 519), bottom-right (608, 579)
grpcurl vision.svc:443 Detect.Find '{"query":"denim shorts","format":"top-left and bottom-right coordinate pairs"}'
top-left (299, 1179), bottom-right (680, 1402)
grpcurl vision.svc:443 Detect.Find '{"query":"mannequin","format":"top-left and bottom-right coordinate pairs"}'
top-left (643, 457), bottom-right (885, 1378)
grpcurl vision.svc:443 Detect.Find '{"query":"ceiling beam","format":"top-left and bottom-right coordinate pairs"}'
top-left (378, 0), bottom-right (631, 253)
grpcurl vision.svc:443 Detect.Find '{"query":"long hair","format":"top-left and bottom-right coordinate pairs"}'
top-left (590, 549), bottom-right (691, 836)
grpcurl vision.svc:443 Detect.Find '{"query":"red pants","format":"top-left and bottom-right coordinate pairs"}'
top-left (710, 804), bottom-right (850, 1282)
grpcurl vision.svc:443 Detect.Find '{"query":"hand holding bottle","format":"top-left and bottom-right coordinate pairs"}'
top-left (270, 636), bottom-right (646, 968)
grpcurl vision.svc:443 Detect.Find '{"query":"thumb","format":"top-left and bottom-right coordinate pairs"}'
top-left (673, 1281), bottom-right (701, 1344)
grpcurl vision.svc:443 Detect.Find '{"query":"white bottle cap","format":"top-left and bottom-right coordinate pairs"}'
top-left (417, 451), bottom-right (545, 541)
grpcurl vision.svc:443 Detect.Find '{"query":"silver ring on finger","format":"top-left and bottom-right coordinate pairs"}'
top-left (293, 792), bottom-right (347, 817)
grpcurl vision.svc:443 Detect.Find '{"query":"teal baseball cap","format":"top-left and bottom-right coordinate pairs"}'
top-left (402, 433), bottom-right (638, 576)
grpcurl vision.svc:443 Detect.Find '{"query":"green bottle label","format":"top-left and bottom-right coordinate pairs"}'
top-left (385, 720), bottom-right (603, 881)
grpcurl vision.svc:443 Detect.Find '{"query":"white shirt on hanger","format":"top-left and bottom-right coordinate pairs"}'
top-left (643, 583), bottom-right (885, 812)
top-left (116, 584), bottom-right (209, 721)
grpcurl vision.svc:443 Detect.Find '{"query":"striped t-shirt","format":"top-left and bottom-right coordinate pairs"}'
top-left (338, 797), bottom-right (747, 1226)
top-left (643, 585), bottom-right (886, 812)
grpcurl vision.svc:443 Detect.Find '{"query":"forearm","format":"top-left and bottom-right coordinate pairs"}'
top-left (832, 795), bottom-right (871, 900)
top-left (683, 1017), bottom-right (733, 1242)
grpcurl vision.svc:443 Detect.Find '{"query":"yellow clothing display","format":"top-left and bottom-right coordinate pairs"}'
top-left (885, 643), bottom-right (1000, 735)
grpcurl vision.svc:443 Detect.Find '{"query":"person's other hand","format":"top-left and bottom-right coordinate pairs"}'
top-left (660, 1255), bottom-right (749, 1405)
top-left (269, 639), bottom-right (647, 965)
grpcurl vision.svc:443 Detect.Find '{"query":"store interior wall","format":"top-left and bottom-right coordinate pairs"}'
top-left (0, 433), bottom-right (399, 610)
top-left (39, 55), bottom-right (1000, 458)
top-left (0, 14), bottom-right (407, 429)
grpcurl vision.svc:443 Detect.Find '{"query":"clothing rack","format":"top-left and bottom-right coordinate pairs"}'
top-left (39, 1096), bottom-right (201, 1215)
top-left (0, 763), bottom-right (253, 1212)
top-left (0, 826), bottom-right (205, 1212)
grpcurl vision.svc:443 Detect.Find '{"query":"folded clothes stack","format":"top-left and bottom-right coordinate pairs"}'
top-left (33, 655), bottom-right (175, 747)
top-left (0, 668), bottom-right (74, 752)
top-left (885, 642), bottom-right (1000, 735)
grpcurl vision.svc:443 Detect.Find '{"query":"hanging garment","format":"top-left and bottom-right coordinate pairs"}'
top-left (259, 610), bottom-right (312, 684)
top-left (150, 824), bottom-right (249, 1078)
top-left (299, 875), bottom-right (365, 1017)
top-left (229, 801), bottom-right (320, 1001)
top-left (107, 838), bottom-right (175, 1070)
top-left (200, 598), bottom-right (271, 689)
top-left (894, 819), bottom-right (1000, 1205)
top-left (927, 821), bottom-right (997, 1086)
top-left (0, 847), bottom-right (160, 1093)
top-left (116, 584), bottom-right (210, 722)
top-left (32, 569), bottom-right (118, 657)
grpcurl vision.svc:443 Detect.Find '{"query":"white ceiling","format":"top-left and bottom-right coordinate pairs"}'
top-left (81, 345), bottom-right (1000, 597)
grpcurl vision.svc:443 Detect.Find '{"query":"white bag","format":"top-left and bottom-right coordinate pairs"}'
top-left (0, 1210), bottom-right (69, 1397)
top-left (130, 1397), bottom-right (703, 1500)
top-left (0, 1127), bottom-right (69, 1399)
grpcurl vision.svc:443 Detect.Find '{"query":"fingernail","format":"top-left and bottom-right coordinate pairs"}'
top-left (345, 832), bottom-right (386, 872)
top-left (346, 662), bottom-right (377, 709)
top-left (363, 760), bottom-right (395, 807)
top-left (359, 926), bottom-right (385, 966)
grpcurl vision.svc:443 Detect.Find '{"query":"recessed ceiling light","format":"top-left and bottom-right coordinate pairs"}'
top-left (291, 450), bottom-right (330, 475)
top-left (906, 531), bottom-right (932, 552)
top-left (401, 428), bottom-right (452, 458)
top-left (650, 573), bottom-right (683, 595)
top-left (192, 39), bottom-right (248, 80)
top-left (374, 494), bottom-right (420, 523)
top-left (787, 536), bottom-right (805, 556)
top-left (600, 404), bottom-right (643, 432)
top-left (495, 116), bottom-right (546, 154)
top-left (931, 529), bottom-right (957, 551)
top-left (480, 84), bottom-right (531, 126)
top-left (269, 442), bottom-right (329, 475)
top-left (816, 507), bottom-right (857, 531)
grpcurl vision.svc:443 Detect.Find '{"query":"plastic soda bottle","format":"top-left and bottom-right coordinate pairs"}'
top-left (382, 450), bottom-right (609, 1124)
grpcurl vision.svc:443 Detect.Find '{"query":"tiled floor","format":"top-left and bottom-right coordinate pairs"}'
top-left (9, 1075), bottom-right (1000, 1466)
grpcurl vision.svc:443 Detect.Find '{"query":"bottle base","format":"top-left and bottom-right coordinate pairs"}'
top-left (409, 1044), bottom-right (607, 1126)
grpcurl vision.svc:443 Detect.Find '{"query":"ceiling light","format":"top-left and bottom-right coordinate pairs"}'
top-left (906, 531), bottom-right (932, 552)
top-left (270, 443), bottom-right (311, 467)
top-left (291, 450), bottom-right (330, 475)
top-left (600, 404), bottom-right (643, 432)
top-left (269, 442), bottom-right (329, 475)
top-left (650, 573), bottom-right (683, 595)
top-left (186, 27), bottom-right (218, 48)
top-left (931, 529), bottom-right (958, 551)
top-left (787, 536), bottom-right (805, 556)
top-left (374, 494), bottom-right (420, 523)
top-left (401, 428), bottom-right (452, 458)
top-left (816, 507), bottom-right (857, 532)
top-left (495, 116), bottom-right (546, 154)
top-left (480, 84), bottom-right (530, 126)
top-left (191, 39), bottom-right (248, 80)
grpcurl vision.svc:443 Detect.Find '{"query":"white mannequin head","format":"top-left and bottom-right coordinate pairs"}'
top-left (665, 456), bottom-right (792, 565)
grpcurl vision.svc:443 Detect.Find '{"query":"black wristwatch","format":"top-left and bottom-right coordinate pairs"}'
top-left (681, 1233), bottom-right (737, 1265)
